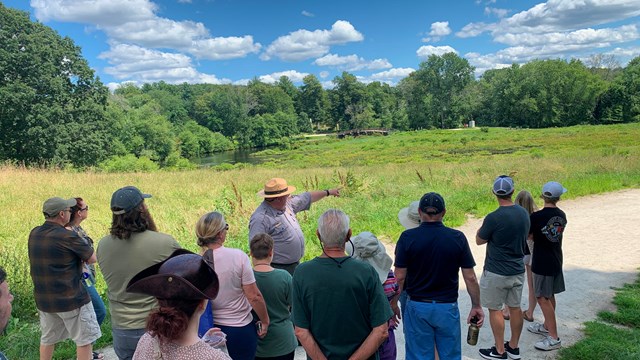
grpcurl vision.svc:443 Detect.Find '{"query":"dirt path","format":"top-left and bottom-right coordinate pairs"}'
top-left (100, 189), bottom-right (640, 360)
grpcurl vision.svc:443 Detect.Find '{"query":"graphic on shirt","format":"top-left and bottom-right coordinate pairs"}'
top-left (541, 216), bottom-right (566, 243)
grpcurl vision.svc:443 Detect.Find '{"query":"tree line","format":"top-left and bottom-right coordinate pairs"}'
top-left (1, 4), bottom-right (639, 169)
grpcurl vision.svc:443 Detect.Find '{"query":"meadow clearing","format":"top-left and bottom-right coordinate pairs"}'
top-left (0, 123), bottom-right (639, 359)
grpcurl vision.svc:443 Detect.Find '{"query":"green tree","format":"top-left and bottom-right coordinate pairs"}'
top-left (0, 4), bottom-right (111, 166)
top-left (616, 56), bottom-right (640, 123)
top-left (298, 74), bottom-right (330, 130)
top-left (247, 79), bottom-right (296, 116)
top-left (330, 72), bottom-right (368, 130)
top-left (193, 85), bottom-right (252, 139)
top-left (411, 53), bottom-right (475, 129)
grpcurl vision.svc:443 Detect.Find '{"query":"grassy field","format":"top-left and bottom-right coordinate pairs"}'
top-left (559, 274), bottom-right (640, 359)
top-left (1, 123), bottom-right (639, 358)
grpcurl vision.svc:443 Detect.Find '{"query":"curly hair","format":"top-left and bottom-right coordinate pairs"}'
top-left (146, 298), bottom-right (202, 344)
top-left (110, 203), bottom-right (157, 240)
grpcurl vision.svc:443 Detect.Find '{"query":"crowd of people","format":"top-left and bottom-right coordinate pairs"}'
top-left (0, 175), bottom-right (568, 360)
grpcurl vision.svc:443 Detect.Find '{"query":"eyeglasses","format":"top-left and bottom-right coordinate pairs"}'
top-left (224, 223), bottom-right (229, 231)
top-left (80, 206), bottom-right (89, 212)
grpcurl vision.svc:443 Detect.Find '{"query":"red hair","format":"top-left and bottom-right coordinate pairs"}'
top-left (146, 298), bottom-right (201, 344)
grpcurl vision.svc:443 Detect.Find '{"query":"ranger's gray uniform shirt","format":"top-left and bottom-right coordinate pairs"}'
top-left (249, 192), bottom-right (311, 264)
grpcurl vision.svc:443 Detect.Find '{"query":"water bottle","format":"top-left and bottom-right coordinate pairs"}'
top-left (467, 316), bottom-right (479, 346)
top-left (82, 264), bottom-right (95, 287)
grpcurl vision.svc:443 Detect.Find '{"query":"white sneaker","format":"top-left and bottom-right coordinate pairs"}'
top-left (535, 335), bottom-right (561, 351)
top-left (527, 322), bottom-right (549, 335)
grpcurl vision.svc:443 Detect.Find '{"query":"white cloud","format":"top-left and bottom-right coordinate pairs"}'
top-left (484, 7), bottom-right (510, 18)
top-left (456, 22), bottom-right (496, 38)
top-left (369, 67), bottom-right (415, 81)
top-left (261, 20), bottom-right (364, 61)
top-left (99, 43), bottom-right (229, 84)
top-left (313, 54), bottom-right (392, 71)
top-left (31, 0), bottom-right (260, 61)
top-left (258, 70), bottom-right (309, 84)
top-left (607, 46), bottom-right (640, 60)
top-left (319, 71), bottom-right (329, 78)
top-left (233, 78), bottom-right (251, 86)
top-left (178, 0), bottom-right (192, 3)
top-left (320, 80), bottom-right (335, 89)
top-left (423, 21), bottom-right (451, 42)
top-left (105, 18), bottom-right (209, 48)
top-left (31, 0), bottom-right (156, 26)
top-left (494, 24), bottom-right (639, 47)
top-left (416, 45), bottom-right (458, 59)
top-left (457, 0), bottom-right (640, 75)
top-left (189, 36), bottom-right (261, 60)
top-left (302, 10), bottom-right (314, 17)
top-left (501, 0), bottom-right (640, 34)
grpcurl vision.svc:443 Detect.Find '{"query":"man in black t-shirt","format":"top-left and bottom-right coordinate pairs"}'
top-left (526, 182), bottom-right (568, 352)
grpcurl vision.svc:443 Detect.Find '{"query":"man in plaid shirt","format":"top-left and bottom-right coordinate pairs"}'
top-left (28, 197), bottom-right (101, 360)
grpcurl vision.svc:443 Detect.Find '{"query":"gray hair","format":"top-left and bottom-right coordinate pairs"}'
top-left (317, 209), bottom-right (350, 248)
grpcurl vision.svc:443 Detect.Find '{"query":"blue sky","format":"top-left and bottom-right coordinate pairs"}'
top-left (3, 0), bottom-right (640, 90)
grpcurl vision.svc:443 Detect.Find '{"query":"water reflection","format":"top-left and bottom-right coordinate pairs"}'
top-left (193, 148), bottom-right (272, 167)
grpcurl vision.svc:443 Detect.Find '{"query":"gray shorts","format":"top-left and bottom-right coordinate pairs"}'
top-left (533, 272), bottom-right (565, 298)
top-left (480, 270), bottom-right (524, 310)
top-left (39, 302), bottom-right (101, 346)
top-left (112, 327), bottom-right (146, 360)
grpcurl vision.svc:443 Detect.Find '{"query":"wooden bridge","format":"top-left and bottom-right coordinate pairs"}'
top-left (336, 129), bottom-right (389, 138)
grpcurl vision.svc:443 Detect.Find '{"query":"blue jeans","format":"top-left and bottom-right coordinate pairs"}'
top-left (112, 328), bottom-right (146, 360)
top-left (399, 290), bottom-right (408, 317)
top-left (404, 300), bottom-right (461, 360)
top-left (216, 322), bottom-right (258, 360)
top-left (86, 285), bottom-right (106, 325)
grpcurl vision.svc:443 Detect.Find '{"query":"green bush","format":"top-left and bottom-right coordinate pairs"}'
top-left (98, 154), bottom-right (159, 172)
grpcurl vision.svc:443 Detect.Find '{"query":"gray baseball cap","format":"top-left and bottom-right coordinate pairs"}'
top-left (111, 186), bottom-right (151, 215)
top-left (542, 181), bottom-right (567, 198)
top-left (492, 175), bottom-right (515, 196)
top-left (43, 197), bottom-right (77, 217)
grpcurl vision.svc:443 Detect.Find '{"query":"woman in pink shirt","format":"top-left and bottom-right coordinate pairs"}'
top-left (196, 211), bottom-right (270, 360)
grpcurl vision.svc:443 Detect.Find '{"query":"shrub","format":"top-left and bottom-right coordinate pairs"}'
top-left (98, 154), bottom-right (159, 172)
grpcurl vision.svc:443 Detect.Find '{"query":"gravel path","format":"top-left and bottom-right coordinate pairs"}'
top-left (99, 189), bottom-right (640, 360)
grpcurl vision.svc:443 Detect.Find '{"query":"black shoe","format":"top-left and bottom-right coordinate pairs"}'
top-left (504, 342), bottom-right (521, 360)
top-left (479, 346), bottom-right (507, 359)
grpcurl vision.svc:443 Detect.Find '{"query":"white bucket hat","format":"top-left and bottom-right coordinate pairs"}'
top-left (398, 201), bottom-right (420, 229)
top-left (346, 232), bottom-right (392, 283)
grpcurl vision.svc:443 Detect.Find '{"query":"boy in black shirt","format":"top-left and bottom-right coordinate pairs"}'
top-left (527, 182), bottom-right (568, 351)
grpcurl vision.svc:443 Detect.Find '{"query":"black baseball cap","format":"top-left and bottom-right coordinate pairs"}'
top-left (419, 192), bottom-right (445, 215)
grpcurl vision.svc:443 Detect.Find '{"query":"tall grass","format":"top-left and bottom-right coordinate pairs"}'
top-left (0, 124), bottom-right (639, 358)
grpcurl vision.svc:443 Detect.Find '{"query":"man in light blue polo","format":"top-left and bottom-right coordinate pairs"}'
top-left (393, 192), bottom-right (484, 360)
top-left (249, 178), bottom-right (340, 275)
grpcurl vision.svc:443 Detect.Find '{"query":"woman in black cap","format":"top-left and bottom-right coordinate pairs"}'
top-left (127, 249), bottom-right (230, 360)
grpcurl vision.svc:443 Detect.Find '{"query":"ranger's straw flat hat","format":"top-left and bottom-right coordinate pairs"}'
top-left (257, 178), bottom-right (297, 198)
